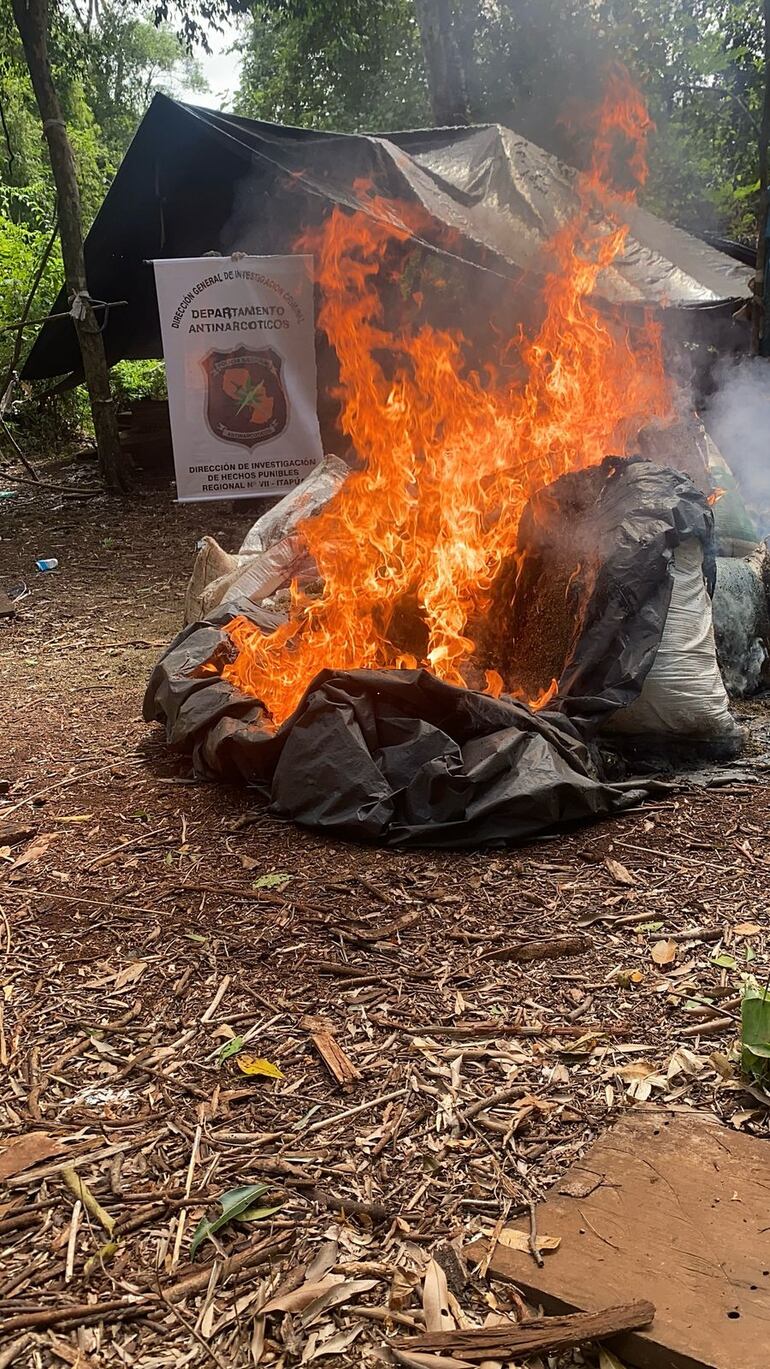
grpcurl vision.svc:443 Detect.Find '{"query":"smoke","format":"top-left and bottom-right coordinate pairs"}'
top-left (706, 357), bottom-right (770, 535)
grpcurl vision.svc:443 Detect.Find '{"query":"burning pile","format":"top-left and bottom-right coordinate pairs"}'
top-left (146, 75), bottom-right (742, 847)
top-left (221, 74), bottom-right (671, 725)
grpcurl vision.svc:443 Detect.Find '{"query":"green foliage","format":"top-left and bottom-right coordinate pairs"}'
top-left (592, 0), bottom-right (766, 238)
top-left (110, 359), bottom-right (167, 403)
top-left (741, 978), bottom-right (770, 1083)
top-left (236, 0), bottom-right (430, 131)
top-left (0, 204), bottom-right (89, 447)
top-left (489, 0), bottom-right (766, 239)
top-left (149, 0), bottom-right (252, 52)
top-left (0, 215), bottom-right (64, 417)
top-left (71, 11), bottom-right (205, 170)
top-left (0, 0), bottom-right (196, 447)
top-left (217, 1035), bottom-right (244, 1063)
top-left (0, 217), bottom-right (58, 329)
top-left (189, 1183), bottom-right (272, 1259)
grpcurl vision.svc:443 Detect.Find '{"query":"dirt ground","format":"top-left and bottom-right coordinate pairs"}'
top-left (1, 476), bottom-right (769, 1367)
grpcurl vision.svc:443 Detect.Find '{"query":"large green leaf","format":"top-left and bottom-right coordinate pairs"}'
top-left (190, 1184), bottom-right (270, 1259)
top-left (734, 179), bottom-right (761, 201)
top-left (741, 983), bottom-right (770, 1082)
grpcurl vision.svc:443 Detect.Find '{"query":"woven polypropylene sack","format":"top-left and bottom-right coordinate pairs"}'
top-left (606, 539), bottom-right (737, 738)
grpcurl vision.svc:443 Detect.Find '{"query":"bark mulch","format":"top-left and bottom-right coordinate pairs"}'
top-left (1, 479), bottom-right (768, 1367)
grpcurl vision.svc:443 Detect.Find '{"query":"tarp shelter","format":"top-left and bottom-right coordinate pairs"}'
top-left (23, 96), bottom-right (753, 384)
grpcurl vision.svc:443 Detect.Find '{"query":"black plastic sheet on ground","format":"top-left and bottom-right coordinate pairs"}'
top-left (144, 629), bottom-right (647, 846)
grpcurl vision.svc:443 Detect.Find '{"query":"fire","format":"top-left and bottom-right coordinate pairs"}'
top-left (223, 74), bottom-right (671, 724)
top-left (530, 678), bottom-right (560, 712)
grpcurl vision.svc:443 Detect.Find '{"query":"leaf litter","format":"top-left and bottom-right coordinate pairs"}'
top-left (1, 489), bottom-right (770, 1365)
top-left (236, 1054), bottom-right (285, 1079)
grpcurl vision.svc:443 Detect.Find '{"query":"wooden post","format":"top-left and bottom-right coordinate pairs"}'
top-left (11, 0), bottom-right (128, 491)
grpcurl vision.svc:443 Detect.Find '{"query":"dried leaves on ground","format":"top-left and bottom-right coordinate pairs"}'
top-left (1, 483), bottom-right (769, 1366)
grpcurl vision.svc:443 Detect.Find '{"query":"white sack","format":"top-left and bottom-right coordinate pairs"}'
top-left (227, 533), bottom-right (311, 603)
top-left (185, 535), bottom-right (312, 624)
top-left (184, 536), bottom-right (245, 624)
top-left (183, 451), bottom-right (346, 624)
top-left (606, 538), bottom-right (738, 738)
top-left (239, 453), bottom-right (349, 555)
top-left (712, 547), bottom-right (770, 696)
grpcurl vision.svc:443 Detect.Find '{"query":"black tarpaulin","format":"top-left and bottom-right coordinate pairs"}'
top-left (144, 461), bottom-right (719, 848)
top-left (144, 620), bottom-right (646, 847)
top-left (23, 97), bottom-right (752, 383)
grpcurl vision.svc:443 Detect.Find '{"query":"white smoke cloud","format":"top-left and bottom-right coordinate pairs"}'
top-left (706, 356), bottom-right (770, 535)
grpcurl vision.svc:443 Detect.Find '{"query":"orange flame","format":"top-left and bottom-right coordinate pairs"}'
top-left (530, 678), bottom-right (560, 712)
top-left (223, 75), bottom-right (671, 724)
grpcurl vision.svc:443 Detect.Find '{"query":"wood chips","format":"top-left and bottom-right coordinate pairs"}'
top-left (1, 482), bottom-right (769, 1366)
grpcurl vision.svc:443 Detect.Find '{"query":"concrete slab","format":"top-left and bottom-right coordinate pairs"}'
top-left (467, 1111), bottom-right (770, 1369)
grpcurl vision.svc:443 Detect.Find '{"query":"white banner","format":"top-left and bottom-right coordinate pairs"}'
top-left (152, 255), bottom-right (323, 502)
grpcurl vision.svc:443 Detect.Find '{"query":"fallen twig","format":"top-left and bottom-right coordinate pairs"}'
top-left (174, 880), bottom-right (332, 917)
top-left (354, 1305), bottom-right (423, 1330)
top-left (1, 1297), bottom-right (147, 1335)
top-left (164, 1231), bottom-right (294, 1304)
top-left (483, 935), bottom-right (590, 964)
top-left (371, 1018), bottom-right (625, 1040)
top-left (301, 1087), bottom-right (407, 1136)
top-left (528, 1198), bottom-right (544, 1268)
top-left (1, 759), bottom-right (139, 818)
top-left (308, 1187), bottom-right (389, 1224)
top-left (456, 1083), bottom-right (528, 1126)
top-left (391, 1299), bottom-right (656, 1359)
top-left (0, 887), bottom-right (169, 918)
top-left (679, 1015), bottom-right (735, 1037)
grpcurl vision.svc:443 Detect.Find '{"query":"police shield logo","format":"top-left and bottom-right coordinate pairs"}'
top-left (203, 347), bottom-right (288, 449)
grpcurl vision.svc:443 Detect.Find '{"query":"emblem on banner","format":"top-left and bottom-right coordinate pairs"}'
top-left (202, 346), bottom-right (288, 448)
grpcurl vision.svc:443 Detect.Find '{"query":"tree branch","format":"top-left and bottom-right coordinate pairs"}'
top-left (0, 211), bottom-right (59, 419)
top-left (0, 96), bottom-right (16, 179)
top-left (678, 81), bottom-right (761, 139)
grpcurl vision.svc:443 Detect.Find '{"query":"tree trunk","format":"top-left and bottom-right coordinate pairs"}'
top-left (11, 0), bottom-right (128, 491)
top-left (413, 0), bottom-right (470, 127)
top-left (751, 0), bottom-right (770, 356)
top-left (454, 0), bottom-right (480, 120)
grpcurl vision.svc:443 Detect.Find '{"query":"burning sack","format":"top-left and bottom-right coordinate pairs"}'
top-left (239, 454), bottom-right (349, 555)
top-left (182, 455), bottom-right (348, 625)
top-left (184, 535), bottom-right (243, 624)
top-left (486, 457), bottom-right (739, 749)
top-left (184, 536), bottom-right (312, 623)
